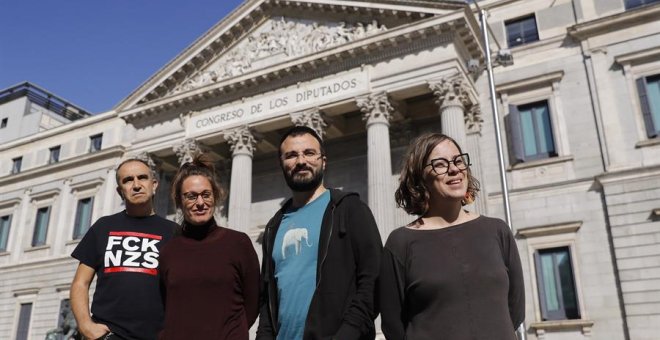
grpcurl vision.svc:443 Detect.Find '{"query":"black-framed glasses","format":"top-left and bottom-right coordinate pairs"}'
top-left (182, 191), bottom-right (214, 203)
top-left (281, 149), bottom-right (323, 163)
top-left (425, 153), bottom-right (470, 175)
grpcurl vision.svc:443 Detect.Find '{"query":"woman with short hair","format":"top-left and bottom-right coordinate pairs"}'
top-left (379, 132), bottom-right (525, 340)
top-left (158, 154), bottom-right (259, 340)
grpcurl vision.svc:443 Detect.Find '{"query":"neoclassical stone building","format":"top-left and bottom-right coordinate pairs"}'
top-left (1, 0), bottom-right (659, 339)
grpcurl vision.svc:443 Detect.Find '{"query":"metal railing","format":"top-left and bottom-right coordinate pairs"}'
top-left (0, 82), bottom-right (91, 120)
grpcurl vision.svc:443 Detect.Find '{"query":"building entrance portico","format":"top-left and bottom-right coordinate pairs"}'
top-left (117, 0), bottom-right (486, 243)
top-left (4, 1), bottom-right (659, 339)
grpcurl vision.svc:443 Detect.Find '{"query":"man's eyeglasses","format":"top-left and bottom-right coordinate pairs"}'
top-left (425, 153), bottom-right (470, 175)
top-left (182, 191), bottom-right (214, 203)
top-left (281, 150), bottom-right (323, 162)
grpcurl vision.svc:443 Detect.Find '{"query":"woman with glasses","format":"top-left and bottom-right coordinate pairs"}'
top-left (158, 154), bottom-right (259, 340)
top-left (379, 132), bottom-right (525, 340)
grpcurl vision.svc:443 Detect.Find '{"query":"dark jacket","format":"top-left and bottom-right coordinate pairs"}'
top-left (256, 188), bottom-right (382, 340)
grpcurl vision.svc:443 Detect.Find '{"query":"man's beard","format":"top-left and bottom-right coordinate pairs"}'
top-left (284, 166), bottom-right (324, 192)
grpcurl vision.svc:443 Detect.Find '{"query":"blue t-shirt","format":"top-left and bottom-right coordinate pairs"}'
top-left (273, 190), bottom-right (330, 340)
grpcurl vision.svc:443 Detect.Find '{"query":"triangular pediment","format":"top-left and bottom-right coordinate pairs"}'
top-left (116, 0), bottom-right (467, 111)
top-left (169, 17), bottom-right (389, 96)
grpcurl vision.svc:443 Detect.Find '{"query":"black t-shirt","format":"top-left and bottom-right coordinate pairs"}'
top-left (72, 211), bottom-right (177, 340)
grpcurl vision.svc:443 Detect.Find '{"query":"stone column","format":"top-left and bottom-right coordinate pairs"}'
top-left (290, 108), bottom-right (328, 139)
top-left (465, 105), bottom-right (487, 214)
top-left (356, 92), bottom-right (396, 239)
top-left (224, 126), bottom-right (257, 232)
top-left (428, 75), bottom-right (472, 148)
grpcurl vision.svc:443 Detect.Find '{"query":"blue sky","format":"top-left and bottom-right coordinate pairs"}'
top-left (0, 0), bottom-right (244, 113)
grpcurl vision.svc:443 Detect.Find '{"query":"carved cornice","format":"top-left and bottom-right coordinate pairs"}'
top-left (614, 46), bottom-right (660, 66)
top-left (117, 0), bottom-right (467, 111)
top-left (30, 188), bottom-right (61, 201)
top-left (224, 126), bottom-right (258, 157)
top-left (0, 197), bottom-right (22, 208)
top-left (516, 221), bottom-right (582, 239)
top-left (495, 71), bottom-right (564, 94)
top-left (568, 4), bottom-right (660, 40)
top-left (290, 108), bottom-right (328, 139)
top-left (69, 177), bottom-right (106, 191)
top-left (356, 92), bottom-right (395, 126)
top-left (118, 8), bottom-right (483, 123)
top-left (529, 319), bottom-right (594, 338)
top-left (0, 146), bottom-right (126, 187)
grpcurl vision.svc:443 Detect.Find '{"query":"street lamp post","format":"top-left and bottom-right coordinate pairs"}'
top-left (478, 7), bottom-right (527, 340)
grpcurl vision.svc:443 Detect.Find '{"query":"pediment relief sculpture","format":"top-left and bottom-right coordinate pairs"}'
top-left (170, 17), bottom-right (387, 95)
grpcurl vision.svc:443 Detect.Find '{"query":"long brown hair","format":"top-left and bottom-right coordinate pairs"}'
top-left (395, 132), bottom-right (480, 215)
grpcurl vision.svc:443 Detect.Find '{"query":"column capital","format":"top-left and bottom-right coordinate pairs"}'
top-left (173, 138), bottom-right (202, 164)
top-left (290, 108), bottom-right (328, 139)
top-left (356, 92), bottom-right (395, 126)
top-left (224, 125), bottom-right (258, 157)
top-left (465, 104), bottom-right (484, 133)
top-left (125, 151), bottom-right (159, 170)
top-left (428, 74), bottom-right (472, 110)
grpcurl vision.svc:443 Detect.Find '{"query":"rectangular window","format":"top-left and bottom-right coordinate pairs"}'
top-left (49, 146), bottom-right (61, 164)
top-left (535, 247), bottom-right (580, 321)
top-left (636, 74), bottom-right (660, 138)
top-left (15, 302), bottom-right (32, 340)
top-left (505, 15), bottom-right (539, 48)
top-left (0, 215), bottom-right (11, 252)
top-left (505, 101), bottom-right (557, 164)
top-left (32, 206), bottom-right (51, 247)
top-left (11, 157), bottom-right (22, 174)
top-left (89, 134), bottom-right (103, 152)
top-left (625, 0), bottom-right (660, 10)
top-left (73, 198), bottom-right (94, 239)
top-left (1, 117), bottom-right (7, 128)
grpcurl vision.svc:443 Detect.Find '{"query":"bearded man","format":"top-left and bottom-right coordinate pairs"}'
top-left (256, 126), bottom-right (382, 340)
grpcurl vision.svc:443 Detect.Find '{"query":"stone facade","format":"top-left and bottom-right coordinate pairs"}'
top-left (1, 0), bottom-right (659, 339)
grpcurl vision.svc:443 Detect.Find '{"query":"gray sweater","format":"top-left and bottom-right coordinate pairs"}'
top-left (379, 215), bottom-right (525, 340)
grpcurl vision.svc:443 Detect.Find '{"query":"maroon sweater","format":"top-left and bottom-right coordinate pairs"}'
top-left (158, 221), bottom-right (259, 340)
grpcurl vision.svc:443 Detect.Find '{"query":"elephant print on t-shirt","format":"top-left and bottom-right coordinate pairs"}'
top-left (281, 228), bottom-right (313, 259)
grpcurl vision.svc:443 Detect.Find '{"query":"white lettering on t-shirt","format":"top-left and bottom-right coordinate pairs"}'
top-left (103, 231), bottom-right (162, 275)
top-left (142, 252), bottom-right (159, 269)
top-left (122, 236), bottom-right (140, 251)
top-left (105, 249), bottom-right (122, 267)
top-left (107, 236), bottom-right (122, 250)
top-left (141, 238), bottom-right (159, 252)
top-left (123, 251), bottom-right (142, 267)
